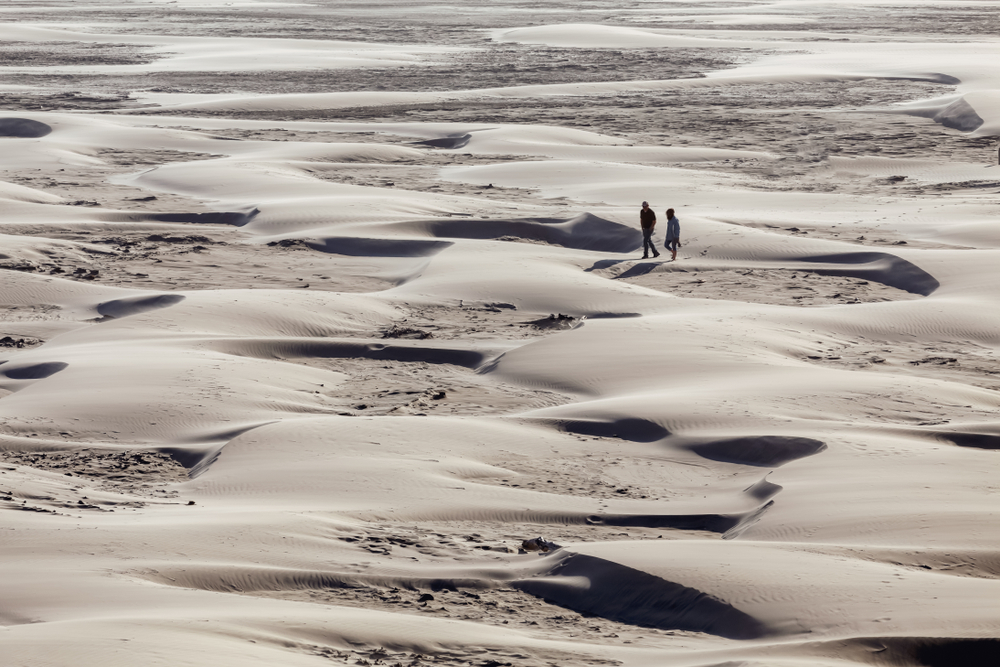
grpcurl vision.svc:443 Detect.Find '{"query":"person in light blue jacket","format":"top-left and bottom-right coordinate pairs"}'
top-left (664, 208), bottom-right (681, 261)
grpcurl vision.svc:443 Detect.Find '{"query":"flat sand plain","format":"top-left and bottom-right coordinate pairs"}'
top-left (2, 1), bottom-right (1000, 666)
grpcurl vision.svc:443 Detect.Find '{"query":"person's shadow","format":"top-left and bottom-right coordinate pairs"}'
top-left (585, 258), bottom-right (662, 279)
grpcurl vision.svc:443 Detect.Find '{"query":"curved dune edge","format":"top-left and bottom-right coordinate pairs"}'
top-left (683, 435), bottom-right (828, 468)
top-left (799, 252), bottom-right (940, 296)
top-left (0, 360), bottom-right (69, 382)
top-left (0, 117), bottom-right (52, 138)
top-left (306, 237), bottom-right (455, 258)
top-left (585, 500), bottom-right (774, 536)
top-left (376, 213), bottom-right (642, 254)
top-left (841, 637), bottom-right (1000, 667)
top-left (207, 337), bottom-right (495, 369)
top-left (97, 294), bottom-right (186, 320)
top-left (513, 550), bottom-right (769, 640)
top-left (137, 563), bottom-right (506, 595)
top-left (519, 416), bottom-right (670, 442)
top-left (936, 431), bottom-right (1000, 450)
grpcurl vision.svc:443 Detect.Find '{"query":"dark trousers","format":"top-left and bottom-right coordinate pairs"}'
top-left (665, 238), bottom-right (679, 252)
top-left (642, 227), bottom-right (658, 256)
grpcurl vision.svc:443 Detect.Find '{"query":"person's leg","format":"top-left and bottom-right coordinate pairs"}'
top-left (642, 228), bottom-right (652, 257)
top-left (668, 239), bottom-right (678, 260)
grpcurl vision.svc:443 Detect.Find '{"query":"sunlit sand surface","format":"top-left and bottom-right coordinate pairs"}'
top-left (2, 1), bottom-right (1000, 665)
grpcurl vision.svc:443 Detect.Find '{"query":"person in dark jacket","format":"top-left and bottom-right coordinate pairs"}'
top-left (639, 201), bottom-right (660, 259)
top-left (664, 208), bottom-right (681, 260)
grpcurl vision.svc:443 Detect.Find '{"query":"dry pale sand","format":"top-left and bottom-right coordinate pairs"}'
top-left (2, 1), bottom-right (1000, 666)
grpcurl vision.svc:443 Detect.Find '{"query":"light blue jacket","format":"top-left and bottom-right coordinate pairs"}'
top-left (666, 216), bottom-right (680, 239)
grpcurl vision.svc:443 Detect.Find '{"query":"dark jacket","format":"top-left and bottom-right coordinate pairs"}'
top-left (640, 208), bottom-right (656, 229)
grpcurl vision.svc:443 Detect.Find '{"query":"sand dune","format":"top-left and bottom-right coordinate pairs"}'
top-left (3, 2), bottom-right (1000, 667)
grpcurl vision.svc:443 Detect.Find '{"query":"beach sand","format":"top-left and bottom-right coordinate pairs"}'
top-left (2, 1), bottom-right (1000, 665)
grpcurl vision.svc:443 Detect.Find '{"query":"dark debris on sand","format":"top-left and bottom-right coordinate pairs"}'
top-left (1, 448), bottom-right (189, 484)
top-left (266, 238), bottom-right (312, 249)
top-left (528, 314), bottom-right (577, 330)
top-left (382, 326), bottom-right (435, 340)
top-left (145, 234), bottom-right (215, 244)
top-left (0, 336), bottom-right (40, 348)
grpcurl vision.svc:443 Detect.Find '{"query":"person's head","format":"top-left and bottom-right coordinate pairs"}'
top-left (666, 208), bottom-right (675, 218)
top-left (641, 201), bottom-right (649, 209)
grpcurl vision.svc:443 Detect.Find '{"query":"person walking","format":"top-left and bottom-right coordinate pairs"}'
top-left (639, 201), bottom-right (660, 259)
top-left (664, 208), bottom-right (681, 261)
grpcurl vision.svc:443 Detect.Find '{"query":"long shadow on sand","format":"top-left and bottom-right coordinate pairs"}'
top-left (387, 212), bottom-right (641, 253)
